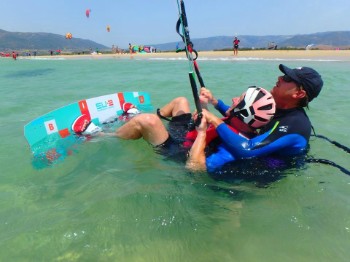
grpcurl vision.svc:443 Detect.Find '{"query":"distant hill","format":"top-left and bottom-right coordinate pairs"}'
top-left (0, 29), bottom-right (108, 52)
top-left (152, 31), bottom-right (350, 51)
top-left (1, 29), bottom-right (350, 52)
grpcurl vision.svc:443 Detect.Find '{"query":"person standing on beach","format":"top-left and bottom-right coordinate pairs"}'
top-left (233, 36), bottom-right (240, 56)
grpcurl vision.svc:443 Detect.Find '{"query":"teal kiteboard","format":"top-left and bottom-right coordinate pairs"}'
top-left (24, 91), bottom-right (152, 167)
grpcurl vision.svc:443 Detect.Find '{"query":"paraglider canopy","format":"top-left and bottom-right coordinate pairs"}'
top-left (106, 25), bottom-right (110, 32)
top-left (65, 32), bottom-right (72, 39)
top-left (86, 9), bottom-right (91, 18)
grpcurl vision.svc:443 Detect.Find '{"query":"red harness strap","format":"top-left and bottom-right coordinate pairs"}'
top-left (183, 117), bottom-right (256, 148)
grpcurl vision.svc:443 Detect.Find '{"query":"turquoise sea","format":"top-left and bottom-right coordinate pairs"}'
top-left (1, 54), bottom-right (350, 261)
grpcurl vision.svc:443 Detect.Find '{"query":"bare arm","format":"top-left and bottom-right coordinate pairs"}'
top-left (185, 128), bottom-right (207, 171)
top-left (185, 110), bottom-right (224, 172)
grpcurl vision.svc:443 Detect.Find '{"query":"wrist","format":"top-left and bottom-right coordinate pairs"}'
top-left (196, 130), bottom-right (206, 136)
top-left (209, 118), bottom-right (224, 128)
top-left (210, 97), bottom-right (218, 106)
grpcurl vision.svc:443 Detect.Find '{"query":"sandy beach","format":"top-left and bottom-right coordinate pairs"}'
top-left (34, 49), bottom-right (350, 61)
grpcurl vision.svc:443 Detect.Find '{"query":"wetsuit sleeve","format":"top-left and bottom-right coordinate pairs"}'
top-left (206, 145), bottom-right (236, 172)
top-left (215, 121), bottom-right (308, 159)
top-left (214, 99), bottom-right (230, 116)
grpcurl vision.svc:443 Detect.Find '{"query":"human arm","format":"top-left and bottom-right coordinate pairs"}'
top-left (186, 109), bottom-right (227, 172)
top-left (215, 120), bottom-right (308, 159)
top-left (186, 113), bottom-right (208, 171)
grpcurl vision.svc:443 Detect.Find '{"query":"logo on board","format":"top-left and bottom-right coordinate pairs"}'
top-left (44, 119), bottom-right (58, 134)
top-left (95, 99), bottom-right (114, 111)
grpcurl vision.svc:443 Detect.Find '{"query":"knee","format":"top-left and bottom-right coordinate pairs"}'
top-left (174, 96), bottom-right (189, 104)
top-left (173, 96), bottom-right (190, 110)
top-left (137, 113), bottom-right (162, 129)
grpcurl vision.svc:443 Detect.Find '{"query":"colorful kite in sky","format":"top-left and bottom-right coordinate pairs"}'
top-left (65, 32), bottom-right (72, 39)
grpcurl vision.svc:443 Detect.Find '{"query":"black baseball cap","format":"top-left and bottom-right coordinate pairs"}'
top-left (279, 64), bottom-right (323, 102)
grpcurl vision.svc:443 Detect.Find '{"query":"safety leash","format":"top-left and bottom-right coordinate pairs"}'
top-left (312, 134), bottom-right (350, 154)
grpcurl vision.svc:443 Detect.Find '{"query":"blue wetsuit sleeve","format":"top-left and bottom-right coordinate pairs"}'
top-left (215, 99), bottom-right (230, 116)
top-left (206, 145), bottom-right (236, 172)
top-left (216, 123), bottom-right (308, 159)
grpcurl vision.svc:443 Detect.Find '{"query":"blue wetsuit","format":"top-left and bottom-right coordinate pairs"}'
top-left (206, 99), bottom-right (311, 172)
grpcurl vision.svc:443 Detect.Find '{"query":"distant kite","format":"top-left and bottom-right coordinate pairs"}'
top-left (106, 25), bottom-right (111, 32)
top-left (86, 9), bottom-right (91, 18)
top-left (65, 32), bottom-right (72, 39)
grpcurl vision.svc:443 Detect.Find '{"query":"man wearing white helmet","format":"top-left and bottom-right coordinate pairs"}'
top-left (187, 64), bottom-right (323, 171)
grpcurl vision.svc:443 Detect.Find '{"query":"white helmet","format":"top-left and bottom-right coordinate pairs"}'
top-left (233, 86), bottom-right (276, 128)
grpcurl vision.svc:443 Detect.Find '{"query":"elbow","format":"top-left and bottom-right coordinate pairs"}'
top-left (186, 159), bottom-right (207, 172)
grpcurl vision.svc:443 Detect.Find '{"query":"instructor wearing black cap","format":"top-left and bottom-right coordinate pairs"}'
top-left (186, 64), bottom-right (324, 171)
top-left (278, 64), bottom-right (323, 103)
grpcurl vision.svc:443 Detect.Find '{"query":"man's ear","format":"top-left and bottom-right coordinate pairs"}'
top-left (294, 89), bottom-right (307, 99)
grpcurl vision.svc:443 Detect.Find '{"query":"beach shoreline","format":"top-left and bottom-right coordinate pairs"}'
top-left (24, 50), bottom-right (350, 61)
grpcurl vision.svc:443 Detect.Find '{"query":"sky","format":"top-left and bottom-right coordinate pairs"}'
top-left (1, 0), bottom-right (350, 49)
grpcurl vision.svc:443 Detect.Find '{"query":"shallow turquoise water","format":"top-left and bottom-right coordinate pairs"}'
top-left (0, 55), bottom-right (349, 261)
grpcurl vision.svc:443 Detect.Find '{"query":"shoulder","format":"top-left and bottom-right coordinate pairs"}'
top-left (264, 108), bottom-right (311, 137)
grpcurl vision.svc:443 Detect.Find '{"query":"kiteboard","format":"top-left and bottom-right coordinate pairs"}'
top-left (24, 91), bottom-right (152, 167)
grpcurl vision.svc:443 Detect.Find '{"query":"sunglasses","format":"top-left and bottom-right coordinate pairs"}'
top-left (283, 75), bottom-right (306, 94)
top-left (282, 75), bottom-right (301, 88)
top-left (282, 75), bottom-right (301, 86)
top-left (282, 75), bottom-right (294, 82)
